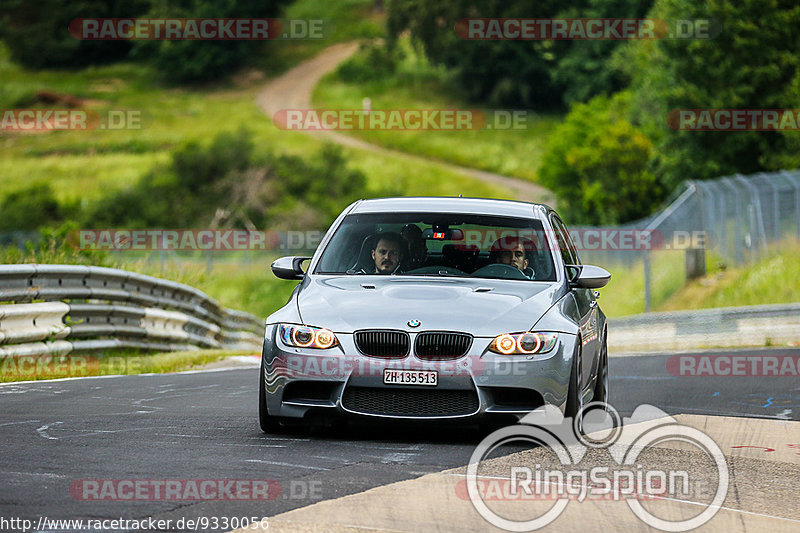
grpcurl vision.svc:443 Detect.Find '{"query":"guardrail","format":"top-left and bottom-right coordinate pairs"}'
top-left (608, 303), bottom-right (800, 354)
top-left (0, 264), bottom-right (264, 357)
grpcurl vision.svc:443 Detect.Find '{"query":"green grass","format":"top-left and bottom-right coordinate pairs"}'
top-left (598, 240), bottom-right (800, 318)
top-left (658, 241), bottom-right (800, 312)
top-left (0, 349), bottom-right (252, 382)
top-left (312, 38), bottom-right (562, 183)
top-left (114, 255), bottom-right (298, 320)
top-left (595, 251), bottom-right (687, 317)
top-left (0, 39), bottom-right (510, 206)
top-left (255, 0), bottom-right (385, 72)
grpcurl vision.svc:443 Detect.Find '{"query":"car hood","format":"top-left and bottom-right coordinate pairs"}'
top-left (297, 276), bottom-right (563, 336)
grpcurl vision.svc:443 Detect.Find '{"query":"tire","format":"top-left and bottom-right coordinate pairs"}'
top-left (592, 335), bottom-right (609, 405)
top-left (564, 337), bottom-right (583, 433)
top-left (259, 358), bottom-right (284, 433)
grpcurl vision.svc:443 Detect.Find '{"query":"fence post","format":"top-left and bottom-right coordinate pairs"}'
top-left (721, 178), bottom-right (744, 264)
top-left (782, 170), bottom-right (800, 238)
top-left (685, 247), bottom-right (706, 280)
top-left (643, 251), bottom-right (651, 313)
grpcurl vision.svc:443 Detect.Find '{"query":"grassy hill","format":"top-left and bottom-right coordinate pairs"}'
top-left (313, 37), bottom-right (561, 183)
top-left (597, 241), bottom-right (800, 318)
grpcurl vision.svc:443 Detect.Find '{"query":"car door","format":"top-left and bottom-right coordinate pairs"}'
top-left (550, 215), bottom-right (599, 394)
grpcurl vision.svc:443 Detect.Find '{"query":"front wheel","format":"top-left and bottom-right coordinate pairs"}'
top-left (259, 358), bottom-right (285, 433)
top-left (564, 337), bottom-right (583, 433)
top-left (592, 335), bottom-right (609, 405)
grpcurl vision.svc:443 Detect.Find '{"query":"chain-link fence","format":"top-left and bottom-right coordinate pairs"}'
top-left (577, 169), bottom-right (800, 313)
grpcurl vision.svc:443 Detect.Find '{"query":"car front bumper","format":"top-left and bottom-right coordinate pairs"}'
top-left (262, 324), bottom-right (576, 421)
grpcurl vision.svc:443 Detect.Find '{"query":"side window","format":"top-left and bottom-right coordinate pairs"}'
top-left (550, 216), bottom-right (580, 266)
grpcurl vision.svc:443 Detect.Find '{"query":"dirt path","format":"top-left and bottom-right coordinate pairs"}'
top-left (256, 43), bottom-right (553, 203)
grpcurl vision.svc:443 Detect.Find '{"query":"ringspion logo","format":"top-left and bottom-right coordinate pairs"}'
top-left (466, 403), bottom-right (729, 531)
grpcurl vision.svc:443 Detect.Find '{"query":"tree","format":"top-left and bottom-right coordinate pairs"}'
top-left (388, 0), bottom-right (570, 109)
top-left (134, 0), bottom-right (290, 82)
top-left (539, 92), bottom-right (661, 224)
top-left (552, 0), bottom-right (653, 105)
top-left (0, 0), bottom-right (149, 68)
top-left (616, 0), bottom-right (800, 190)
top-left (387, 0), bottom-right (653, 109)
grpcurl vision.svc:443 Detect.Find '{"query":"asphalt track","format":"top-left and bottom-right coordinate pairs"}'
top-left (0, 348), bottom-right (798, 532)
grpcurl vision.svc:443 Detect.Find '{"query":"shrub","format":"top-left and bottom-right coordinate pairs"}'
top-left (0, 183), bottom-right (63, 231)
top-left (0, 0), bottom-right (148, 69)
top-left (539, 92), bottom-right (661, 225)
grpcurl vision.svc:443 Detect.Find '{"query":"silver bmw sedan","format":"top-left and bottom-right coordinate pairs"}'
top-left (259, 197), bottom-right (610, 432)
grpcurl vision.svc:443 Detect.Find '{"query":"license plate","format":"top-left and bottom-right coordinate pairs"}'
top-left (383, 369), bottom-right (438, 386)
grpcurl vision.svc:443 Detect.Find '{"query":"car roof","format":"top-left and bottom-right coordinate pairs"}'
top-left (349, 197), bottom-right (553, 218)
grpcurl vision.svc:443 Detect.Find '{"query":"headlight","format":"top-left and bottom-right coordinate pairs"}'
top-left (488, 332), bottom-right (558, 355)
top-left (279, 324), bottom-right (339, 349)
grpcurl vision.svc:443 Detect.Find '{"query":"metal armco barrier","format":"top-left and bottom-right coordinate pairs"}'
top-left (0, 264), bottom-right (264, 357)
top-left (608, 303), bottom-right (800, 354)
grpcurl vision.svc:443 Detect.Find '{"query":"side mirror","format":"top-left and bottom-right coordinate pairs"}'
top-left (568, 264), bottom-right (611, 289)
top-left (271, 256), bottom-right (311, 280)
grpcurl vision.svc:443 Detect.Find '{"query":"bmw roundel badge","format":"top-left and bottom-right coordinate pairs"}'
top-left (407, 319), bottom-right (421, 328)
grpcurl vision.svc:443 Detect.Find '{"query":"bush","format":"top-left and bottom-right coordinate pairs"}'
top-left (539, 92), bottom-right (661, 225)
top-left (83, 129), bottom-right (367, 230)
top-left (0, 0), bottom-right (149, 69)
top-left (0, 183), bottom-right (63, 231)
top-left (0, 221), bottom-right (113, 266)
top-left (336, 42), bottom-right (401, 83)
top-left (133, 0), bottom-right (290, 82)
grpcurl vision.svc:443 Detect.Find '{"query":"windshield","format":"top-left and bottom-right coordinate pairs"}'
top-left (314, 212), bottom-right (556, 281)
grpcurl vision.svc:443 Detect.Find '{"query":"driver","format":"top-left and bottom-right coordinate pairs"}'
top-left (489, 236), bottom-right (535, 274)
top-left (370, 232), bottom-right (405, 274)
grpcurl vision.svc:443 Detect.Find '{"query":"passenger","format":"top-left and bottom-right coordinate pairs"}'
top-left (400, 224), bottom-right (427, 269)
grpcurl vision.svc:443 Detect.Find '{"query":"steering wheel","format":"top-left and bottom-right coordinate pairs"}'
top-left (471, 263), bottom-right (529, 280)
